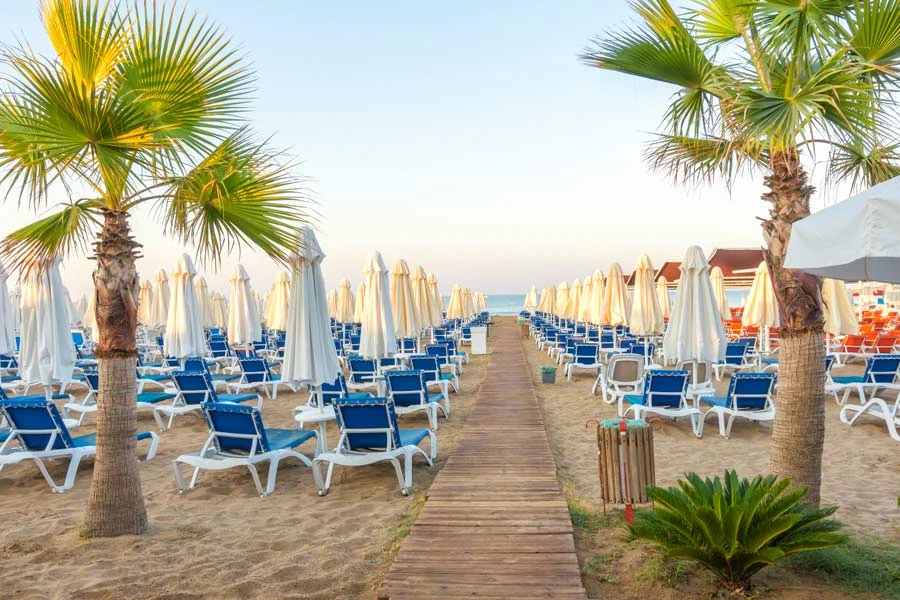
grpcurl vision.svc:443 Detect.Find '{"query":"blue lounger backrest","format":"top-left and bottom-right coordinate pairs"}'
top-left (183, 356), bottom-right (211, 374)
top-left (173, 372), bottom-right (216, 405)
top-left (426, 344), bottom-right (449, 361)
top-left (724, 342), bottom-right (749, 365)
top-left (728, 373), bottom-right (776, 410)
top-left (238, 358), bottom-right (269, 383)
top-left (321, 374), bottom-right (348, 405)
top-left (411, 356), bottom-right (440, 378)
top-left (0, 397), bottom-right (75, 450)
top-left (824, 355), bottom-right (834, 373)
top-left (84, 372), bottom-right (100, 394)
top-left (201, 402), bottom-right (269, 454)
top-left (333, 396), bottom-right (401, 450)
top-left (865, 354), bottom-right (900, 383)
top-left (643, 370), bottom-right (689, 408)
top-left (386, 370), bottom-right (426, 407)
top-left (348, 358), bottom-right (377, 384)
top-left (573, 343), bottom-right (598, 364)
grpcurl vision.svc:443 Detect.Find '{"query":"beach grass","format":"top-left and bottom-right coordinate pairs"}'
top-left (784, 537), bottom-right (900, 598)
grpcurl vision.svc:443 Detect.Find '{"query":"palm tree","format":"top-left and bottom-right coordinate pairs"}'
top-left (581, 0), bottom-right (900, 502)
top-left (0, 0), bottom-right (309, 536)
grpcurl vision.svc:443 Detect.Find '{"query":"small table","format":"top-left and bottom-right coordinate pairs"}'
top-left (293, 405), bottom-right (335, 454)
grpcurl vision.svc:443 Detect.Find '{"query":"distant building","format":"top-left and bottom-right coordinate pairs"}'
top-left (707, 247), bottom-right (765, 287)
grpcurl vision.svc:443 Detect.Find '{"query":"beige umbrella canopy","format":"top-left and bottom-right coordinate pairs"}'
top-left (411, 266), bottom-right (434, 328)
top-left (710, 266), bottom-right (730, 320)
top-left (353, 282), bottom-right (366, 323)
top-left (599, 263), bottom-right (630, 326)
top-left (541, 285), bottom-right (557, 316)
top-left (336, 278), bottom-right (355, 323)
top-left (164, 254), bottom-right (206, 359)
top-left (137, 279), bottom-right (154, 326)
top-left (427, 273), bottom-right (443, 324)
top-left (629, 254), bottom-right (664, 336)
top-left (663, 246), bottom-right (726, 364)
top-left (568, 279), bottom-right (583, 321)
top-left (578, 276), bottom-right (593, 322)
top-left (463, 287), bottom-right (476, 319)
top-left (265, 272), bottom-right (291, 331)
top-left (327, 289), bottom-right (338, 319)
top-left (656, 276), bottom-right (671, 319)
top-left (445, 284), bottom-right (465, 320)
top-left (82, 290), bottom-right (99, 343)
top-left (390, 259), bottom-right (421, 338)
top-left (194, 275), bottom-right (214, 329)
top-left (524, 286), bottom-right (538, 311)
top-left (742, 262), bottom-right (780, 329)
top-left (211, 292), bottom-right (228, 330)
top-left (227, 264), bottom-right (262, 347)
top-left (150, 268), bottom-right (170, 329)
top-left (822, 278), bottom-right (859, 336)
top-left (590, 270), bottom-right (605, 325)
top-left (556, 282), bottom-right (570, 319)
top-left (360, 251), bottom-right (396, 359)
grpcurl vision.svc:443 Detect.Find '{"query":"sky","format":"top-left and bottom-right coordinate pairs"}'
top-left (0, 1), bottom-right (840, 299)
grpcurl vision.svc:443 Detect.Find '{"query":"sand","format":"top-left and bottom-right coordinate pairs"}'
top-left (0, 343), bottom-right (491, 600)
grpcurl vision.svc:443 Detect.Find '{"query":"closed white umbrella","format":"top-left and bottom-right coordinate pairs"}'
top-left (75, 294), bottom-right (88, 322)
top-left (137, 279), bottom-right (154, 326)
top-left (710, 266), bottom-right (730, 320)
top-left (391, 259), bottom-right (421, 338)
top-left (164, 254), bottom-right (207, 359)
top-left (19, 256), bottom-right (76, 392)
top-left (411, 266), bottom-right (433, 328)
top-left (590, 270), bottom-right (605, 325)
top-left (462, 287), bottom-right (476, 319)
top-left (524, 286), bottom-right (538, 311)
top-left (630, 255), bottom-right (663, 335)
top-left (327, 289), bottom-right (338, 320)
top-left (265, 272), bottom-right (291, 331)
top-left (10, 286), bottom-right (21, 333)
top-left (150, 268), bottom-right (170, 330)
top-left (599, 263), bottom-right (629, 326)
top-left (353, 282), bottom-right (366, 323)
top-left (445, 283), bottom-right (465, 320)
top-left (542, 285), bottom-right (557, 316)
top-left (63, 287), bottom-right (78, 326)
top-left (360, 251), bottom-right (396, 359)
top-left (336, 278), bottom-right (355, 323)
top-left (228, 264), bottom-right (262, 347)
top-left (253, 290), bottom-right (264, 319)
top-left (211, 293), bottom-right (228, 330)
top-left (0, 261), bottom-right (16, 355)
top-left (427, 273), bottom-right (443, 324)
top-left (556, 282), bottom-right (570, 319)
top-left (663, 246), bottom-right (727, 364)
top-left (742, 261), bottom-right (780, 351)
top-left (578, 277), bottom-right (593, 322)
top-left (282, 226), bottom-right (341, 388)
top-left (568, 279), bottom-right (583, 321)
top-left (656, 276), bottom-right (671, 319)
top-left (822, 278), bottom-right (859, 336)
top-left (194, 275), bottom-right (214, 329)
top-left (82, 291), bottom-right (98, 343)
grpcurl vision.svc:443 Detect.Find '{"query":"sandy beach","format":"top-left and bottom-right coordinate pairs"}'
top-left (0, 343), bottom-right (491, 600)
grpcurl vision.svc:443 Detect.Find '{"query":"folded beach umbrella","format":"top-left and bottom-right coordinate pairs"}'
top-left (137, 279), bottom-right (154, 326)
top-left (785, 175), bottom-right (900, 282)
top-left (353, 282), bottom-right (366, 323)
top-left (742, 262), bottom-right (780, 329)
top-left (0, 260), bottom-right (16, 355)
top-left (360, 251), bottom-right (396, 359)
top-left (543, 284), bottom-right (558, 316)
top-left (590, 270), bottom-right (605, 325)
top-left (390, 259), bottom-right (421, 337)
top-left (194, 275), bottom-right (214, 329)
top-left (336, 278), bottom-right (356, 323)
top-left (19, 256), bottom-right (76, 393)
top-left (265, 272), bottom-right (291, 331)
top-left (411, 266), bottom-right (433, 328)
top-left (710, 266), bottom-right (730, 320)
top-left (630, 255), bottom-right (664, 365)
top-left (253, 290), bottom-right (264, 319)
top-left (822, 278), bottom-right (859, 336)
top-left (10, 286), bottom-right (21, 333)
top-left (63, 287), bottom-right (78, 326)
top-left (82, 291), bottom-right (99, 343)
top-left (656, 276), bottom-right (671, 319)
top-left (524, 286), bottom-right (538, 312)
top-left (599, 263), bottom-right (629, 326)
top-left (282, 226), bottom-right (341, 388)
top-left (556, 282), bottom-right (570, 319)
top-left (164, 254), bottom-right (207, 359)
top-left (75, 294), bottom-right (88, 321)
top-left (663, 246), bottom-right (726, 364)
top-left (150, 268), bottom-right (170, 329)
top-left (477, 292), bottom-right (488, 313)
top-left (211, 293), bottom-right (228, 330)
top-left (463, 287), bottom-right (476, 319)
top-left (228, 264), bottom-right (262, 347)
top-left (445, 283), bottom-right (465, 320)
top-left (327, 289), bottom-right (338, 319)
top-left (578, 277), bottom-right (593, 322)
top-left (568, 279), bottom-right (583, 321)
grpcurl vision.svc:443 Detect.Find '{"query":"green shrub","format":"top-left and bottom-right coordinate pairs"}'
top-left (629, 470), bottom-right (845, 593)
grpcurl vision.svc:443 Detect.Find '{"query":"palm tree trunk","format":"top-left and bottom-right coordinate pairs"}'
top-left (762, 152), bottom-right (826, 503)
top-left (82, 210), bottom-right (147, 537)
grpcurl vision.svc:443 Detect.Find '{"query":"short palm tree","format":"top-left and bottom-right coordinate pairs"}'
top-left (581, 0), bottom-right (900, 502)
top-left (0, 0), bottom-right (309, 536)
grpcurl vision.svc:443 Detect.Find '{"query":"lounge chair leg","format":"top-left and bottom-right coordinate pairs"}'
top-left (312, 459), bottom-right (328, 495)
top-left (172, 461), bottom-right (188, 492)
top-left (391, 456), bottom-right (407, 495)
top-left (247, 464), bottom-right (266, 496)
top-left (264, 458), bottom-right (281, 496)
top-left (724, 414), bottom-right (736, 438)
top-left (59, 451), bottom-right (84, 493)
top-left (144, 432), bottom-right (160, 460)
top-left (190, 466), bottom-right (202, 489)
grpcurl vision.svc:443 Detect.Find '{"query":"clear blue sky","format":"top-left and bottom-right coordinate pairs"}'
top-left (3, 0), bottom-right (813, 299)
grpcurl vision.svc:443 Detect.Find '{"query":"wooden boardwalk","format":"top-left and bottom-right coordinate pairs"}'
top-left (380, 320), bottom-right (588, 600)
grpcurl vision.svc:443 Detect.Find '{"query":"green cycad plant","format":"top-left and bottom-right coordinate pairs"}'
top-left (582, 0), bottom-right (900, 502)
top-left (630, 471), bottom-right (845, 593)
top-left (0, 0), bottom-right (309, 536)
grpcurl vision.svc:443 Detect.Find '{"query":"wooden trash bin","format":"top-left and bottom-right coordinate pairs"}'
top-left (595, 419), bottom-right (655, 512)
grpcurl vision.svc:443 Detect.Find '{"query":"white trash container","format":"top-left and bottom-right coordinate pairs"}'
top-left (470, 326), bottom-right (488, 355)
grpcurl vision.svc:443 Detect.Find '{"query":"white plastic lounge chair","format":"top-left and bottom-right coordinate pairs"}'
top-left (712, 341), bottom-right (756, 380)
top-left (830, 354), bottom-right (900, 406)
top-left (592, 353), bottom-right (644, 408)
top-left (155, 372), bottom-right (262, 431)
top-left (564, 343), bottom-right (601, 381)
top-left (677, 359), bottom-right (715, 398)
top-left (172, 401), bottom-right (317, 496)
top-left (63, 371), bottom-right (176, 425)
top-left (622, 370), bottom-right (701, 436)
top-left (698, 372), bottom-right (777, 438)
top-left (228, 357), bottom-right (295, 399)
top-left (386, 370), bottom-right (448, 429)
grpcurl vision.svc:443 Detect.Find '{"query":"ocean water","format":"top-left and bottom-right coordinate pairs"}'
top-left (461, 290), bottom-right (751, 317)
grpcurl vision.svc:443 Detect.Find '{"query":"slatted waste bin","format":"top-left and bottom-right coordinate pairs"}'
top-left (595, 419), bottom-right (655, 518)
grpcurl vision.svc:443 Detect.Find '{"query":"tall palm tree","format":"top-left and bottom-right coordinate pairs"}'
top-left (581, 0), bottom-right (900, 502)
top-left (0, 0), bottom-right (309, 536)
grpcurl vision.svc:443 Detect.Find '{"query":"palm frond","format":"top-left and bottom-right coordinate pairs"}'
top-left (1, 198), bottom-right (102, 271)
top-left (690, 0), bottom-right (754, 43)
top-left (644, 133), bottom-right (767, 187)
top-left (826, 139), bottom-right (900, 191)
top-left (41, 0), bottom-right (128, 86)
top-left (156, 128), bottom-right (310, 267)
top-left (846, 0), bottom-right (900, 77)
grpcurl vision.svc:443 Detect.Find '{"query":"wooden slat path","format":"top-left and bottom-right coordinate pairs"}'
top-left (380, 319), bottom-right (588, 600)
